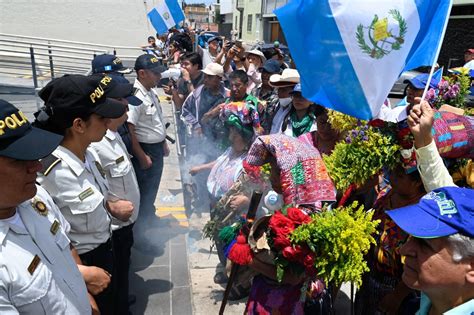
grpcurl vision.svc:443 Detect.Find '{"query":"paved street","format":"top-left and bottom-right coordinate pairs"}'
top-left (3, 74), bottom-right (352, 315)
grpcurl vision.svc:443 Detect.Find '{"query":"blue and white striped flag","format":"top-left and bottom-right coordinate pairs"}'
top-left (148, 0), bottom-right (186, 35)
top-left (275, 0), bottom-right (452, 120)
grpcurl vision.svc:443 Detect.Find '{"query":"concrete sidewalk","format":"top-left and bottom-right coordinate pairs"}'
top-left (128, 92), bottom-right (246, 315)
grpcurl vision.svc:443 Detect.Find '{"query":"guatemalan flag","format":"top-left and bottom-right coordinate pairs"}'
top-left (275, 0), bottom-right (452, 120)
top-left (148, 0), bottom-right (186, 35)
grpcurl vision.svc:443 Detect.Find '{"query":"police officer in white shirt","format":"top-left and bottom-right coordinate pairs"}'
top-left (0, 100), bottom-right (91, 314)
top-left (128, 54), bottom-right (170, 229)
top-left (90, 74), bottom-right (141, 314)
top-left (34, 75), bottom-right (131, 315)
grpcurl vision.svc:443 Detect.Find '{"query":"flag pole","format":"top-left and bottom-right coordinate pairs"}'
top-left (420, 0), bottom-right (453, 101)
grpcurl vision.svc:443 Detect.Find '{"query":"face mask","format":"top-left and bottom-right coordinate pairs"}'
top-left (279, 97), bottom-right (292, 107)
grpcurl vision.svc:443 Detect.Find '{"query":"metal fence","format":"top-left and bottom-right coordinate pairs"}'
top-left (0, 33), bottom-right (154, 88)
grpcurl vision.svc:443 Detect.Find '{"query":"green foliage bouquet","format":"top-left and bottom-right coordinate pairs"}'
top-left (289, 202), bottom-right (379, 286)
top-left (327, 110), bottom-right (365, 133)
top-left (323, 124), bottom-right (400, 191)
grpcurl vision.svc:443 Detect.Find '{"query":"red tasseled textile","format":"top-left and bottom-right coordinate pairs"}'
top-left (228, 234), bottom-right (253, 265)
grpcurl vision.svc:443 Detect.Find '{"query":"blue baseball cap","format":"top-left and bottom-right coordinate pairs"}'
top-left (387, 187), bottom-right (474, 238)
top-left (259, 59), bottom-right (281, 74)
top-left (404, 73), bottom-right (439, 90)
top-left (92, 54), bottom-right (132, 74)
top-left (290, 83), bottom-right (302, 94)
top-left (207, 36), bottom-right (220, 44)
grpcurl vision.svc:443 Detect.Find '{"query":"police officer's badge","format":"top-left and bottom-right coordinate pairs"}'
top-left (32, 198), bottom-right (48, 216)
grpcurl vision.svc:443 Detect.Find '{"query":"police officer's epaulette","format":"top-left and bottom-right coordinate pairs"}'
top-left (39, 154), bottom-right (61, 176)
top-left (133, 87), bottom-right (140, 96)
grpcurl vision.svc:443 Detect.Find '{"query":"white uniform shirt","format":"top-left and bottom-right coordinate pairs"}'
top-left (0, 186), bottom-right (90, 314)
top-left (127, 79), bottom-right (166, 144)
top-left (90, 130), bottom-right (140, 230)
top-left (37, 145), bottom-right (111, 255)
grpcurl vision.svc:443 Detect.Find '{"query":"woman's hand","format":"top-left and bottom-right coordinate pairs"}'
top-left (229, 194), bottom-right (250, 211)
top-left (249, 256), bottom-right (305, 285)
top-left (189, 165), bottom-right (202, 176)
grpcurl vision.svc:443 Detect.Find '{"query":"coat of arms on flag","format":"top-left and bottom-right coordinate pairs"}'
top-left (148, 0), bottom-right (186, 34)
top-left (356, 9), bottom-right (407, 59)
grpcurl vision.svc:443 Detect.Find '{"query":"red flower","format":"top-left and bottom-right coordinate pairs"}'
top-left (286, 207), bottom-right (311, 225)
top-left (273, 234), bottom-right (291, 250)
top-left (397, 127), bottom-right (411, 139)
top-left (303, 253), bottom-right (315, 270)
top-left (303, 254), bottom-right (317, 277)
top-left (368, 119), bottom-right (385, 128)
top-left (269, 211), bottom-right (295, 250)
top-left (269, 211), bottom-right (295, 236)
top-left (282, 245), bottom-right (307, 262)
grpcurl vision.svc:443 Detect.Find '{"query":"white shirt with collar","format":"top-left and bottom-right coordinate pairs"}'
top-left (0, 186), bottom-right (90, 314)
top-left (90, 130), bottom-right (140, 230)
top-left (128, 79), bottom-right (166, 144)
top-left (37, 145), bottom-right (111, 255)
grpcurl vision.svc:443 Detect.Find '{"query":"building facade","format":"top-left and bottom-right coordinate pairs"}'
top-left (184, 3), bottom-right (211, 31)
top-left (219, 0), bottom-right (234, 39)
top-left (232, 0), bottom-right (263, 43)
top-left (261, 0), bottom-right (289, 44)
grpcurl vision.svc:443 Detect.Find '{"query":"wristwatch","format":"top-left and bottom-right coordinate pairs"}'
top-left (184, 80), bottom-right (192, 85)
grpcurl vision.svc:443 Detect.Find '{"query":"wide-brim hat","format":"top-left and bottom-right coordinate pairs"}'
top-left (201, 62), bottom-right (224, 78)
top-left (0, 100), bottom-right (62, 160)
top-left (269, 68), bottom-right (300, 87)
top-left (245, 49), bottom-right (267, 64)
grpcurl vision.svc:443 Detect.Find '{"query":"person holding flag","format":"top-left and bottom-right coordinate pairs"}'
top-left (147, 0), bottom-right (186, 36)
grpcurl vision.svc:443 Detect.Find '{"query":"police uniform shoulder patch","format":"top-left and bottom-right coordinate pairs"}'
top-left (94, 161), bottom-right (106, 179)
top-left (39, 154), bottom-right (61, 176)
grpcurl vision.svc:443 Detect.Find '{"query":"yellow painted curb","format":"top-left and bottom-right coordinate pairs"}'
top-left (156, 206), bottom-right (186, 212)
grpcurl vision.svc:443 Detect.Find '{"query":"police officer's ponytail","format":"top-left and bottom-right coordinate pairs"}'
top-left (33, 105), bottom-right (93, 136)
top-left (32, 106), bottom-right (64, 135)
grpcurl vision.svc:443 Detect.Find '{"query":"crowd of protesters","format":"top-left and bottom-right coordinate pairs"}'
top-left (0, 24), bottom-right (473, 315)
